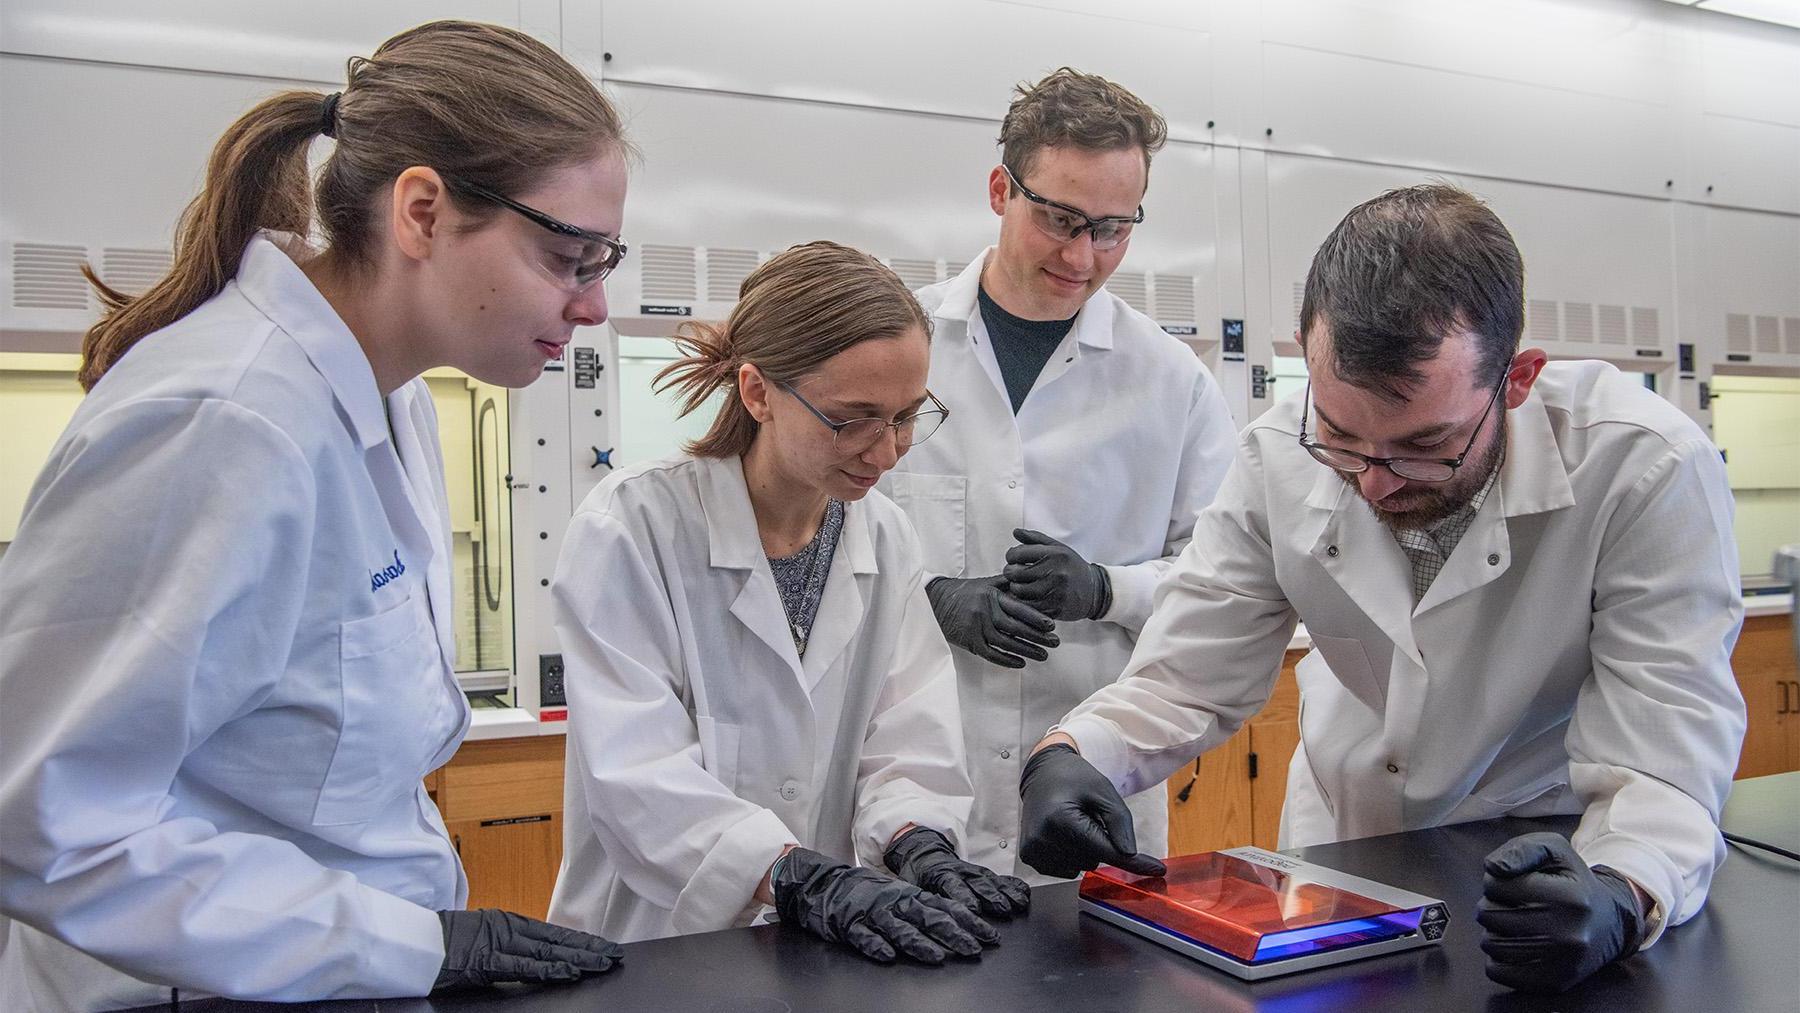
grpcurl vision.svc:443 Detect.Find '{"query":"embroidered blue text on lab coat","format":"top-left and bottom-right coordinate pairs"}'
top-left (369, 550), bottom-right (406, 592)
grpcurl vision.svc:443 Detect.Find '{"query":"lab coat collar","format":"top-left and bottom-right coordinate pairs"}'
top-left (697, 454), bottom-right (878, 692)
top-left (234, 231), bottom-right (389, 450)
top-left (937, 248), bottom-right (1117, 350)
top-left (695, 454), bottom-right (878, 578)
top-left (1496, 385), bottom-right (1576, 518)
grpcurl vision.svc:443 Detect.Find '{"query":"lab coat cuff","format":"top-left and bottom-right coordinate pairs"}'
top-left (858, 797), bottom-right (966, 868)
top-left (364, 894), bottom-right (448, 997)
top-left (672, 808), bottom-right (795, 936)
top-left (1052, 717), bottom-right (1134, 791)
top-left (1580, 834), bottom-right (1682, 950)
top-left (1099, 563), bottom-right (1157, 631)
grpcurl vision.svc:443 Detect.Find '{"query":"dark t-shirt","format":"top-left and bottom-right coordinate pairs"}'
top-left (978, 286), bottom-right (1077, 414)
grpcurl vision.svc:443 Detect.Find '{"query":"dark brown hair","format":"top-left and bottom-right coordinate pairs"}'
top-left (999, 67), bottom-right (1167, 179)
top-left (79, 20), bottom-right (627, 390)
top-left (656, 242), bottom-right (931, 459)
top-left (1299, 183), bottom-right (1524, 404)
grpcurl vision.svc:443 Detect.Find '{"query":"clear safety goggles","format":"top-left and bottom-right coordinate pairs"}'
top-left (445, 174), bottom-right (627, 292)
top-left (1002, 164), bottom-right (1144, 251)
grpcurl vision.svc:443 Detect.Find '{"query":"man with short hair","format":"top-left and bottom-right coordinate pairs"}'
top-left (1017, 184), bottom-right (1747, 993)
top-left (881, 68), bottom-right (1236, 880)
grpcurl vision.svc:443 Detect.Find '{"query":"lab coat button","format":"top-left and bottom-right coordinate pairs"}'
top-left (1008, 480), bottom-right (1019, 489)
top-left (1000, 748), bottom-right (1011, 759)
top-left (1386, 763), bottom-right (1400, 774)
top-left (779, 780), bottom-right (801, 801)
top-left (1488, 553), bottom-right (1501, 566)
top-left (1327, 545), bottom-right (1340, 557)
top-left (998, 838), bottom-right (1009, 849)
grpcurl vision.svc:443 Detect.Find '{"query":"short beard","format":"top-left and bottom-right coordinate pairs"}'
top-left (1343, 413), bottom-right (1507, 533)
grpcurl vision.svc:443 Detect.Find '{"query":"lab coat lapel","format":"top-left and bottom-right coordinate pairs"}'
top-left (1415, 391), bottom-right (1574, 615)
top-left (1024, 288), bottom-right (1116, 397)
top-left (799, 502), bottom-right (878, 691)
top-left (699, 457), bottom-right (808, 691)
top-left (1304, 467), bottom-right (1425, 669)
top-left (385, 385), bottom-right (459, 668)
top-left (937, 251), bottom-right (1021, 417)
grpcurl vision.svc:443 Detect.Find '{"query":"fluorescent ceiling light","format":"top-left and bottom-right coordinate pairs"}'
top-left (1659, 0), bottom-right (1800, 31)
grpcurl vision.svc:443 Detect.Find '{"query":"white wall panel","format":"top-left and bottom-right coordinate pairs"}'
top-left (1261, 42), bottom-right (1674, 198)
top-left (591, 0), bottom-right (1214, 140)
top-left (1696, 208), bottom-right (1800, 365)
top-left (1264, 155), bottom-right (1677, 358)
top-left (0, 0), bottom-right (553, 83)
top-left (1696, 114), bottom-right (1800, 216)
top-left (602, 82), bottom-right (1217, 334)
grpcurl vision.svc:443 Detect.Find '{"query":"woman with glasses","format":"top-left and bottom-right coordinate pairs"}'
top-left (0, 22), bottom-right (628, 1008)
top-left (548, 241), bottom-right (1029, 964)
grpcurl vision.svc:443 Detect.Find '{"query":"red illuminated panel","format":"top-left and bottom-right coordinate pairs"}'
top-left (1079, 852), bottom-right (1405, 961)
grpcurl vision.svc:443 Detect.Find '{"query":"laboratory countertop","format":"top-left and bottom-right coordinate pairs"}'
top-left (466, 596), bottom-right (1793, 740)
top-left (119, 773), bottom-right (1800, 1013)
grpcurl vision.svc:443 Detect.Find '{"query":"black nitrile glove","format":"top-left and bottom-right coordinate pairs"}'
top-left (885, 826), bottom-right (1032, 919)
top-left (1476, 833), bottom-right (1648, 993)
top-left (1017, 744), bottom-right (1167, 880)
top-left (1003, 529), bottom-right (1111, 621)
top-left (772, 847), bottom-right (999, 964)
top-left (432, 909), bottom-right (624, 992)
top-left (926, 574), bottom-right (1059, 669)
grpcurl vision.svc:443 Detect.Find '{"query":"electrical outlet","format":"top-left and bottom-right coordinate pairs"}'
top-left (539, 653), bottom-right (566, 707)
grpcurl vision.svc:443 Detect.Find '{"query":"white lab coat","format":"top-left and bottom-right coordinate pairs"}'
top-left (0, 233), bottom-right (468, 1011)
top-left (879, 251), bottom-right (1237, 878)
top-left (1060, 361), bottom-right (1746, 946)
top-left (546, 454), bottom-right (973, 942)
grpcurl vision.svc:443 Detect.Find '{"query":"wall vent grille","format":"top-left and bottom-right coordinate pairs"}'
top-left (12, 242), bottom-right (90, 310)
top-left (888, 258), bottom-right (939, 290)
top-left (1597, 304), bottom-right (1628, 345)
top-left (1528, 300), bottom-right (1560, 342)
top-left (1754, 315), bottom-right (1782, 354)
top-left (1153, 274), bottom-right (1197, 322)
top-left (705, 248), bottom-right (760, 303)
top-left (640, 245), bottom-right (698, 302)
top-left (1109, 271), bottom-right (1149, 314)
top-left (100, 247), bottom-right (172, 296)
top-left (1629, 307), bottom-right (1660, 348)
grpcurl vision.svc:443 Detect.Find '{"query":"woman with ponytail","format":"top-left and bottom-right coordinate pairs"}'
top-left (0, 21), bottom-right (629, 1007)
top-left (547, 241), bottom-right (1030, 965)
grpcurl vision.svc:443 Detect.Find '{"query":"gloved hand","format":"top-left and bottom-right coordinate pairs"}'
top-left (1018, 743), bottom-right (1166, 880)
top-left (1003, 529), bottom-right (1111, 621)
top-left (1476, 833), bottom-right (1648, 993)
top-left (432, 909), bottom-right (624, 992)
top-left (773, 846), bottom-right (999, 964)
top-left (926, 574), bottom-right (1059, 669)
top-left (884, 826), bottom-right (1032, 919)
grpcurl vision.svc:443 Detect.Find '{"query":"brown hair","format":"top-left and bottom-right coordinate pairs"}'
top-left (1299, 183), bottom-right (1524, 404)
top-left (78, 20), bottom-right (628, 390)
top-left (656, 241), bottom-right (931, 459)
top-left (998, 67), bottom-right (1167, 180)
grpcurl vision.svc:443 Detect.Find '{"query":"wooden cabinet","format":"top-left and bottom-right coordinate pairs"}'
top-left (432, 734), bottom-right (566, 920)
top-left (1165, 651), bottom-right (1304, 855)
top-left (1733, 613), bottom-right (1800, 780)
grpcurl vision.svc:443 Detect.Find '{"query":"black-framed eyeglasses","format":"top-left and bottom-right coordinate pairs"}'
top-left (1001, 164), bottom-right (1144, 251)
top-left (1298, 370), bottom-right (1509, 483)
top-left (444, 174), bottom-right (628, 291)
top-left (777, 381), bottom-right (949, 454)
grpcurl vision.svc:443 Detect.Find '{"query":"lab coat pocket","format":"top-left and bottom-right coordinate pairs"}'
top-left (885, 472), bottom-right (966, 576)
top-left (1308, 636), bottom-right (1385, 712)
top-left (315, 595), bottom-right (443, 826)
top-left (695, 716), bottom-right (741, 793)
